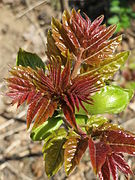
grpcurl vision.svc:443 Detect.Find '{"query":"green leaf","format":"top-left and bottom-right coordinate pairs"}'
top-left (99, 51), bottom-right (129, 80)
top-left (126, 7), bottom-right (133, 14)
top-left (115, 22), bottom-right (122, 32)
top-left (16, 48), bottom-right (45, 71)
top-left (81, 51), bottom-right (129, 82)
top-left (131, 12), bottom-right (135, 18)
top-left (87, 116), bottom-right (108, 128)
top-left (75, 114), bottom-right (88, 125)
top-left (111, 0), bottom-right (119, 6)
top-left (121, 15), bottom-right (130, 29)
top-left (110, 6), bottom-right (121, 13)
top-left (129, 62), bottom-right (135, 70)
top-left (75, 114), bottom-right (88, 132)
top-left (77, 85), bottom-right (133, 115)
top-left (30, 116), bottom-right (63, 141)
top-left (84, 115), bottom-right (108, 134)
top-left (42, 128), bottom-right (67, 177)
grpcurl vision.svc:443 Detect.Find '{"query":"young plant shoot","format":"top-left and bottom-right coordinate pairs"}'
top-left (6, 9), bottom-right (135, 179)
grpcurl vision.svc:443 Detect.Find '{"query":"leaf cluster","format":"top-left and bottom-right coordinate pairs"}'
top-left (6, 9), bottom-right (135, 179)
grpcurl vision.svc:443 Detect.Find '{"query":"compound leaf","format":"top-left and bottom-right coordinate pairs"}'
top-left (89, 134), bottom-right (133, 179)
top-left (51, 9), bottom-right (119, 67)
top-left (6, 66), bottom-right (58, 129)
top-left (98, 123), bottom-right (135, 154)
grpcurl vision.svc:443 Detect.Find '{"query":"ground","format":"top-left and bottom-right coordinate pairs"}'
top-left (0, 1), bottom-right (135, 180)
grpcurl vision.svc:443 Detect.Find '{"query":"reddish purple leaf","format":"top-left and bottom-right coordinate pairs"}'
top-left (90, 123), bottom-right (135, 179)
top-left (27, 92), bottom-right (43, 129)
top-left (7, 55), bottom-right (103, 130)
top-left (96, 124), bottom-right (135, 155)
top-left (99, 160), bottom-right (110, 180)
top-left (88, 138), bottom-right (110, 174)
top-left (108, 156), bottom-right (118, 180)
top-left (62, 104), bottom-right (77, 129)
top-left (112, 153), bottom-right (133, 175)
top-left (51, 9), bottom-right (120, 67)
top-left (33, 100), bottom-right (57, 129)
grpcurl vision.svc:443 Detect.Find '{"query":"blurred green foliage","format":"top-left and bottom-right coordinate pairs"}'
top-left (108, 0), bottom-right (135, 32)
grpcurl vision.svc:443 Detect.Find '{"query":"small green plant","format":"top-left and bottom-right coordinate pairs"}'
top-left (6, 9), bottom-right (135, 179)
top-left (108, 0), bottom-right (135, 32)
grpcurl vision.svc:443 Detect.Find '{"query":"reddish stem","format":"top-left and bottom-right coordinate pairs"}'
top-left (62, 115), bottom-right (87, 138)
top-left (76, 124), bottom-right (87, 138)
top-left (71, 48), bottom-right (84, 79)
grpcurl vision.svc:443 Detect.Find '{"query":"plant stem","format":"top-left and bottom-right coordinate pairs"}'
top-left (71, 48), bottom-right (84, 79)
top-left (76, 125), bottom-right (87, 138)
top-left (62, 115), bottom-right (86, 138)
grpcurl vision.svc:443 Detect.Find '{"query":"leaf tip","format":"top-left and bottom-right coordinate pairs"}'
top-left (122, 50), bottom-right (130, 60)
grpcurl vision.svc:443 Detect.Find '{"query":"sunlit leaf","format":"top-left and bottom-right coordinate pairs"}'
top-left (84, 35), bottom-right (122, 66)
top-left (87, 115), bottom-right (108, 127)
top-left (16, 48), bottom-right (45, 71)
top-left (81, 51), bottom-right (130, 80)
top-left (85, 116), bottom-right (108, 134)
top-left (30, 116), bottom-right (63, 141)
top-left (88, 121), bottom-right (135, 179)
top-left (46, 30), bottom-right (68, 65)
top-left (77, 85), bottom-right (133, 115)
top-left (107, 156), bottom-right (118, 180)
top-left (64, 136), bottom-right (88, 175)
top-left (89, 138), bottom-right (110, 174)
top-left (75, 114), bottom-right (88, 130)
top-left (42, 128), bottom-right (67, 177)
top-left (7, 53), bottom-right (102, 130)
top-left (89, 136), bottom-right (133, 179)
top-left (99, 160), bottom-right (110, 180)
top-left (99, 152), bottom-right (132, 180)
top-left (97, 123), bottom-right (135, 155)
top-left (6, 65), bottom-right (57, 129)
top-left (51, 9), bottom-right (119, 67)
top-left (51, 16), bottom-right (75, 57)
top-left (112, 153), bottom-right (133, 176)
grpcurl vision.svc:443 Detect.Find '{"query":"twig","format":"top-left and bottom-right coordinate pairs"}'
top-left (1, 109), bottom-right (26, 124)
top-left (0, 119), bottom-right (14, 131)
top-left (0, 125), bottom-right (26, 140)
top-left (17, 110), bottom-right (26, 119)
top-left (0, 162), bottom-right (7, 170)
top-left (0, 110), bottom-right (26, 124)
top-left (0, 152), bottom-right (42, 164)
top-left (60, 0), bottom-right (70, 12)
top-left (1, 114), bottom-right (25, 124)
top-left (16, 0), bottom-right (49, 19)
top-left (2, 162), bottom-right (32, 180)
top-left (5, 140), bottom-right (21, 154)
top-left (71, 48), bottom-right (84, 79)
top-left (19, 0), bottom-right (47, 49)
top-left (25, 15), bottom-right (46, 49)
